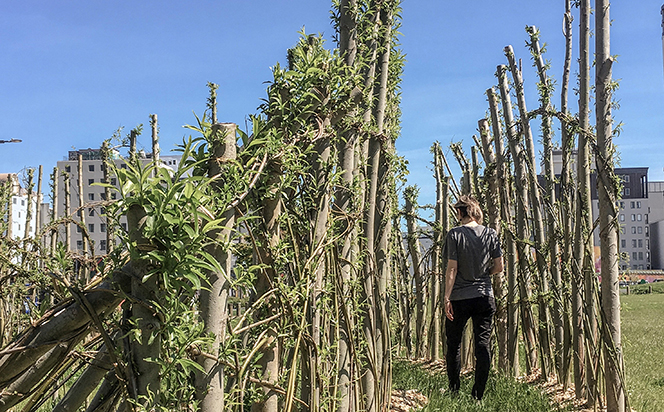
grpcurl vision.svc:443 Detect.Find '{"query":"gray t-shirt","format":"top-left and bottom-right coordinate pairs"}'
top-left (446, 224), bottom-right (502, 301)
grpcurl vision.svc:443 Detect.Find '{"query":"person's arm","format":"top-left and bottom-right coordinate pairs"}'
top-left (444, 259), bottom-right (458, 321)
top-left (489, 256), bottom-right (504, 275)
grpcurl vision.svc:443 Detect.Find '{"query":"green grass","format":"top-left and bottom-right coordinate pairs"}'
top-left (392, 360), bottom-right (569, 411)
top-left (621, 292), bottom-right (664, 411)
top-left (622, 281), bottom-right (664, 295)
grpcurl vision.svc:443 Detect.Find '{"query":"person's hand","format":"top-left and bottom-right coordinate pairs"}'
top-left (445, 299), bottom-right (454, 321)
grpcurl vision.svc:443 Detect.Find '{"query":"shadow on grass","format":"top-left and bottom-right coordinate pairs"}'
top-left (392, 359), bottom-right (571, 411)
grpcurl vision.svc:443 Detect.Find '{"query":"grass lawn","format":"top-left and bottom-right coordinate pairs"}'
top-left (621, 292), bottom-right (664, 411)
top-left (392, 359), bottom-right (568, 411)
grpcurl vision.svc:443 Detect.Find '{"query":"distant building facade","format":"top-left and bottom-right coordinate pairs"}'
top-left (1, 173), bottom-right (47, 240)
top-left (549, 151), bottom-right (664, 271)
top-left (55, 148), bottom-right (181, 255)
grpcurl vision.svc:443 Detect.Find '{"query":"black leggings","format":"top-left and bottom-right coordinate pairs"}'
top-left (445, 295), bottom-right (495, 400)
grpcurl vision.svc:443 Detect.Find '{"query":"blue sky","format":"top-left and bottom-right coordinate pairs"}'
top-left (2, 1), bottom-right (663, 208)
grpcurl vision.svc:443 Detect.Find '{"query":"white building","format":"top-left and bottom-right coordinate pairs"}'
top-left (1, 173), bottom-right (46, 240)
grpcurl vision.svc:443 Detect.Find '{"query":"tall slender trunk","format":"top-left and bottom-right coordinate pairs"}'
top-left (101, 142), bottom-right (114, 254)
top-left (478, 118), bottom-right (507, 372)
top-left (64, 173), bottom-right (71, 252)
top-left (78, 154), bottom-right (89, 280)
top-left (126, 130), bottom-right (161, 408)
top-left (196, 123), bottom-right (237, 412)
top-left (526, 27), bottom-right (562, 380)
top-left (36, 166), bottom-right (43, 249)
top-left (497, 65), bottom-right (539, 373)
top-left (505, 45), bottom-right (553, 377)
top-left (487, 87), bottom-right (519, 376)
top-left (577, 0), bottom-right (599, 403)
top-left (429, 144), bottom-right (444, 361)
top-left (558, 0), bottom-right (576, 388)
top-left (405, 188), bottom-right (425, 359)
top-left (22, 169), bottom-right (34, 241)
top-left (336, 3), bottom-right (358, 409)
top-left (363, 4), bottom-right (394, 410)
top-left (596, 2), bottom-right (625, 410)
top-left (50, 167), bottom-right (59, 253)
top-left (303, 126), bottom-right (332, 409)
top-left (253, 167), bottom-right (282, 412)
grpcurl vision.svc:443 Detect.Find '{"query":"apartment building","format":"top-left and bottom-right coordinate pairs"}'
top-left (550, 151), bottom-right (664, 271)
top-left (55, 148), bottom-right (181, 255)
top-left (589, 168), bottom-right (652, 270)
top-left (1, 173), bottom-right (47, 240)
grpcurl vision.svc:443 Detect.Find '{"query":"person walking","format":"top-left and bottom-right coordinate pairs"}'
top-left (444, 195), bottom-right (503, 401)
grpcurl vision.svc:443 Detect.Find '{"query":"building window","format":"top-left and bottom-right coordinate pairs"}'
top-left (620, 201), bottom-right (625, 209)
top-left (110, 178), bottom-right (117, 185)
top-left (111, 193), bottom-right (117, 200)
top-left (76, 240), bottom-right (83, 250)
top-left (12, 198), bottom-right (16, 204)
top-left (88, 193), bottom-right (95, 201)
top-left (621, 239), bottom-right (626, 248)
top-left (631, 227), bottom-right (636, 234)
top-left (638, 239), bottom-right (643, 248)
top-left (637, 214), bottom-right (642, 221)
top-left (121, 223), bottom-right (127, 231)
top-left (630, 201), bottom-right (635, 209)
top-left (632, 252), bottom-right (638, 260)
top-left (636, 201), bottom-right (641, 208)
top-left (646, 239), bottom-right (650, 248)
top-left (100, 240), bottom-right (106, 251)
top-left (100, 223), bottom-right (106, 232)
top-left (100, 207), bottom-right (106, 214)
top-left (645, 214), bottom-right (649, 223)
top-left (100, 193), bottom-right (106, 200)
top-left (624, 175), bottom-right (630, 183)
top-left (88, 179), bottom-right (94, 185)
top-left (89, 209), bottom-right (95, 217)
top-left (17, 211), bottom-right (21, 218)
top-left (638, 226), bottom-right (642, 234)
top-left (620, 214), bottom-right (625, 222)
top-left (21, 199), bottom-right (25, 206)
top-left (624, 187), bottom-right (631, 196)
top-left (65, 165), bottom-right (71, 172)
top-left (89, 164), bottom-right (95, 172)
top-left (631, 214), bottom-right (636, 221)
top-left (120, 164), bottom-right (127, 169)
top-left (639, 252), bottom-right (644, 261)
top-left (632, 239), bottom-right (637, 248)
top-left (77, 225), bottom-right (82, 233)
top-left (88, 223), bottom-right (94, 233)
top-left (646, 227), bottom-right (649, 237)
top-left (77, 210), bottom-right (82, 217)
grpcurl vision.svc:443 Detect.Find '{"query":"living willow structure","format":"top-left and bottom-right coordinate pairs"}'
top-left (397, 1), bottom-right (626, 411)
top-left (0, 1), bottom-right (405, 411)
top-left (1, 1), bottom-right (629, 412)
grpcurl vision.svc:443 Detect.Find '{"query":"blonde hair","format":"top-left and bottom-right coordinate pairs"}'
top-left (453, 195), bottom-right (483, 224)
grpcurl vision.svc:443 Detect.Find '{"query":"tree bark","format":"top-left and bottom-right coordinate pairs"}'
top-left (195, 123), bottom-right (237, 412)
top-left (478, 118), bottom-right (507, 372)
top-left (53, 341), bottom-right (114, 412)
top-left (496, 65), bottom-right (539, 374)
top-left (405, 187), bottom-right (425, 361)
top-left (577, 0), bottom-right (599, 403)
top-left (505, 45), bottom-right (554, 377)
top-left (596, 1), bottom-right (625, 410)
top-left (487, 87), bottom-right (519, 376)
